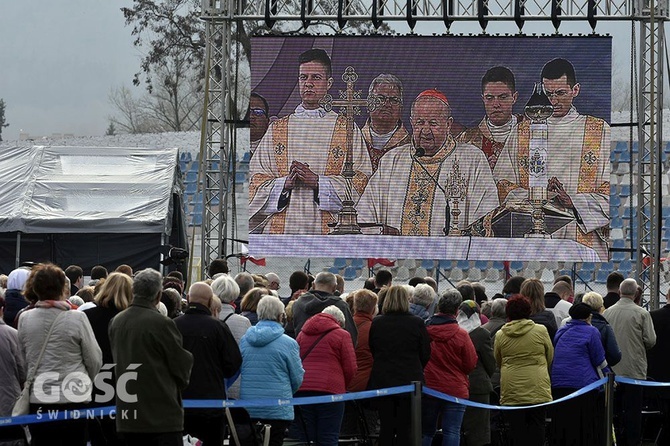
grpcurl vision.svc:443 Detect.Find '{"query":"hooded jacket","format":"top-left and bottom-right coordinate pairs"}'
top-left (292, 290), bottom-right (357, 346)
top-left (297, 313), bottom-right (356, 395)
top-left (424, 314), bottom-right (478, 399)
top-left (494, 319), bottom-right (553, 405)
top-left (551, 320), bottom-right (607, 389)
top-left (590, 311), bottom-right (621, 367)
top-left (240, 320), bottom-right (304, 420)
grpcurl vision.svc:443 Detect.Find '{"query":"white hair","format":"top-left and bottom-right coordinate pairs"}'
top-left (211, 274), bottom-right (240, 303)
top-left (322, 305), bottom-right (345, 327)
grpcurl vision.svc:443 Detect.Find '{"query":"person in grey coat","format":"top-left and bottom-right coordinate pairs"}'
top-left (0, 295), bottom-right (26, 445)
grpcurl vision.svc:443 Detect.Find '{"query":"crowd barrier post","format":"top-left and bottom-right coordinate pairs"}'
top-left (411, 381), bottom-right (422, 446)
top-left (605, 372), bottom-right (615, 446)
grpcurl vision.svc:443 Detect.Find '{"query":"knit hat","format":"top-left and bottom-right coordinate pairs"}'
top-left (568, 303), bottom-right (592, 320)
top-left (459, 300), bottom-right (480, 318)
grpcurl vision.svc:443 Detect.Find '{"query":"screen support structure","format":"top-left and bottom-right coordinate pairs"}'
top-left (198, 0), bottom-right (668, 307)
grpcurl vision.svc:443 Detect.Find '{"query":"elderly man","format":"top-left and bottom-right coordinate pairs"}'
top-left (362, 74), bottom-right (411, 172)
top-left (109, 269), bottom-right (193, 446)
top-left (494, 58), bottom-right (610, 260)
top-left (458, 66), bottom-right (523, 171)
top-left (249, 48), bottom-right (372, 235)
top-left (604, 278), bottom-right (656, 446)
top-left (357, 89), bottom-right (499, 236)
top-left (291, 271), bottom-right (357, 345)
top-left (175, 282), bottom-right (242, 445)
top-left (266, 272), bottom-right (281, 293)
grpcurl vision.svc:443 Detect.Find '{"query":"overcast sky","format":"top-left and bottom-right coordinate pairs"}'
top-left (0, 1), bottom-right (635, 142)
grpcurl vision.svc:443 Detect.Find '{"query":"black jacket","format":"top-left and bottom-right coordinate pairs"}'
top-left (292, 290), bottom-right (357, 346)
top-left (603, 291), bottom-right (620, 309)
top-left (368, 312), bottom-right (431, 389)
top-left (530, 310), bottom-right (558, 340)
top-left (174, 303), bottom-right (242, 402)
top-left (648, 305), bottom-right (670, 382)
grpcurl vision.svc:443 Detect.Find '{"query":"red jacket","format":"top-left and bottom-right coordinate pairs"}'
top-left (347, 312), bottom-right (374, 392)
top-left (424, 314), bottom-right (478, 399)
top-left (297, 313), bottom-right (357, 394)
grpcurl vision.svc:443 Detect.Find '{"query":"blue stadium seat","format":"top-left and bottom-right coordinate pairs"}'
top-left (491, 261), bottom-right (505, 270)
top-left (192, 192), bottom-right (203, 204)
top-left (333, 258), bottom-right (348, 269)
top-left (613, 239), bottom-right (625, 249)
top-left (580, 262), bottom-right (596, 273)
top-left (612, 250), bottom-right (627, 262)
top-left (189, 160), bottom-right (200, 172)
top-left (184, 182), bottom-right (197, 196)
top-left (619, 259), bottom-right (633, 275)
top-left (509, 261), bottom-right (524, 271)
top-left (328, 266), bottom-right (340, 275)
top-left (618, 150), bottom-right (631, 163)
top-left (611, 216), bottom-right (623, 229)
top-left (343, 266), bottom-right (358, 281)
top-left (189, 213), bottom-right (203, 226)
top-left (615, 141), bottom-right (628, 154)
top-left (619, 185), bottom-right (631, 197)
top-left (179, 160), bottom-right (188, 172)
top-left (235, 172), bottom-right (246, 184)
top-left (456, 260), bottom-right (470, 271)
top-left (241, 151), bottom-right (252, 163)
top-left (185, 171), bottom-right (198, 184)
top-left (595, 270), bottom-right (609, 284)
top-left (474, 260), bottom-right (489, 270)
top-left (191, 203), bottom-right (203, 215)
top-left (610, 151), bottom-right (618, 163)
top-left (600, 261), bottom-right (615, 273)
top-left (421, 259), bottom-right (435, 270)
top-left (439, 259), bottom-right (453, 270)
top-left (632, 141), bottom-right (639, 154)
top-left (350, 258), bottom-right (365, 269)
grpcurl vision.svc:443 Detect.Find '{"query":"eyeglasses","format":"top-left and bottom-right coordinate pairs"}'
top-left (544, 89), bottom-right (571, 98)
top-left (250, 108), bottom-right (267, 117)
top-left (371, 95), bottom-right (403, 107)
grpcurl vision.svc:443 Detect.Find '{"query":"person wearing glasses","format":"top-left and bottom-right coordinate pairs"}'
top-left (493, 58), bottom-right (610, 261)
top-left (357, 89), bottom-right (499, 236)
top-left (361, 74), bottom-right (411, 172)
top-left (457, 66), bottom-right (524, 171)
top-left (250, 92), bottom-right (271, 154)
top-left (249, 48), bottom-right (372, 235)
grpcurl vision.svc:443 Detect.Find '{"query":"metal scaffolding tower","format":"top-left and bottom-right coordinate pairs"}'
top-left (198, 0), bottom-right (669, 306)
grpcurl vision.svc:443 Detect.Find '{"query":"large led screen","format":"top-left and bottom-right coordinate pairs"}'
top-left (248, 36), bottom-right (612, 262)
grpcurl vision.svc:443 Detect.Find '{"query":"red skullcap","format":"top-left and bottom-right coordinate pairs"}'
top-left (416, 89), bottom-right (449, 106)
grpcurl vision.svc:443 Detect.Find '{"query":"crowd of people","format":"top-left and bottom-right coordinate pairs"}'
top-left (0, 261), bottom-right (667, 446)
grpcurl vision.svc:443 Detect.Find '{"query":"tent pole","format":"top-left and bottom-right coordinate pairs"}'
top-left (15, 233), bottom-right (21, 269)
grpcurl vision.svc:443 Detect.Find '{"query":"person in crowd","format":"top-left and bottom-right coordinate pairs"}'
top-left (240, 287), bottom-right (270, 326)
top-left (90, 265), bottom-right (108, 282)
top-left (604, 278), bottom-right (657, 446)
top-left (424, 276), bottom-right (438, 293)
top-left (550, 303), bottom-right (609, 445)
top-left (502, 276), bottom-right (525, 298)
top-left (0, 295), bottom-right (26, 444)
top-left (521, 278), bottom-right (558, 340)
top-left (292, 272), bottom-right (357, 345)
top-left (369, 285), bottom-right (431, 445)
top-left (544, 280), bottom-right (573, 325)
top-left (363, 277), bottom-right (376, 291)
top-left (109, 268), bottom-right (193, 446)
top-left (76, 286), bottom-right (96, 311)
top-left (648, 288), bottom-right (670, 444)
top-left (161, 288), bottom-right (183, 319)
top-left (422, 290), bottom-right (477, 446)
top-left (410, 283), bottom-right (437, 321)
top-left (458, 300), bottom-right (496, 446)
top-left (210, 274), bottom-right (250, 400)
top-left (205, 258), bottom-right (227, 279)
top-left (603, 271), bottom-right (625, 309)
top-left (0, 274), bottom-right (7, 289)
top-left (494, 294), bottom-right (553, 446)
top-left (343, 289), bottom-right (379, 436)
top-left (582, 291), bottom-right (622, 368)
top-left (3, 267), bottom-right (30, 328)
top-left (115, 264), bottom-right (133, 277)
top-left (249, 49), bottom-right (372, 235)
top-left (334, 274), bottom-right (345, 297)
top-left (18, 263), bottom-right (102, 446)
top-left (553, 274), bottom-right (573, 291)
top-left (292, 306), bottom-right (356, 445)
top-left (234, 272), bottom-right (255, 312)
top-left (362, 74), bottom-right (411, 172)
top-left (64, 264), bottom-right (84, 296)
top-left (240, 296), bottom-right (305, 446)
top-left (83, 272), bottom-right (133, 445)
top-left (175, 282), bottom-right (242, 446)
top-left (209, 294), bottom-right (222, 318)
top-left (266, 272), bottom-right (281, 294)
top-left (482, 298), bottom-right (507, 339)
top-left (472, 282), bottom-right (488, 307)
top-left (373, 269), bottom-right (393, 294)
top-left (457, 281), bottom-right (488, 324)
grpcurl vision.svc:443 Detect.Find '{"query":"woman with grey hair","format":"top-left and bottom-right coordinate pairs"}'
top-left (482, 298), bottom-right (508, 339)
top-left (410, 283), bottom-right (437, 321)
top-left (240, 296), bottom-right (304, 446)
top-left (422, 289), bottom-right (477, 446)
top-left (291, 305), bottom-right (356, 445)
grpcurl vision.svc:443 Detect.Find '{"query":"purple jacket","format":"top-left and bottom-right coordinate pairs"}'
top-left (551, 320), bottom-right (607, 389)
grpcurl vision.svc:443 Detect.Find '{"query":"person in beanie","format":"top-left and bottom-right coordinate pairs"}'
top-left (457, 300), bottom-right (496, 446)
top-left (549, 303), bottom-right (609, 445)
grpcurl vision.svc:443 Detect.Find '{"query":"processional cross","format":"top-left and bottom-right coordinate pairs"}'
top-left (321, 66), bottom-right (369, 235)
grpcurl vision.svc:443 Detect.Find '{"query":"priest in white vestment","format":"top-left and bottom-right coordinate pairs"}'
top-left (357, 89), bottom-right (500, 236)
top-left (249, 49), bottom-right (372, 235)
top-left (493, 58), bottom-right (610, 261)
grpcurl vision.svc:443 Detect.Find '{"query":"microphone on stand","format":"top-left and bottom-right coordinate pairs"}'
top-left (411, 138), bottom-right (451, 236)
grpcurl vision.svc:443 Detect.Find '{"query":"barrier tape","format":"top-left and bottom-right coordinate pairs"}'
top-left (422, 378), bottom-right (607, 410)
top-left (0, 385), bottom-right (414, 428)
top-left (5, 377), bottom-right (667, 428)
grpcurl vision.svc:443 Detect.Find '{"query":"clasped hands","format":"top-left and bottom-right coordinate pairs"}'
top-left (284, 160), bottom-right (318, 190)
top-left (547, 176), bottom-right (573, 208)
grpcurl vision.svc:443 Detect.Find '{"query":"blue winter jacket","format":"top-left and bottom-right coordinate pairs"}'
top-left (551, 320), bottom-right (608, 390)
top-left (240, 320), bottom-right (305, 420)
top-left (590, 311), bottom-right (622, 367)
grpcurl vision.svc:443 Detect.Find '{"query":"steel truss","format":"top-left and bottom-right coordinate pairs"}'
top-left (199, 0), bottom-right (669, 306)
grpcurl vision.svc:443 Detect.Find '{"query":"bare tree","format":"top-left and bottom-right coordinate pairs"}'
top-left (108, 85), bottom-right (155, 134)
top-left (0, 99), bottom-right (8, 142)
